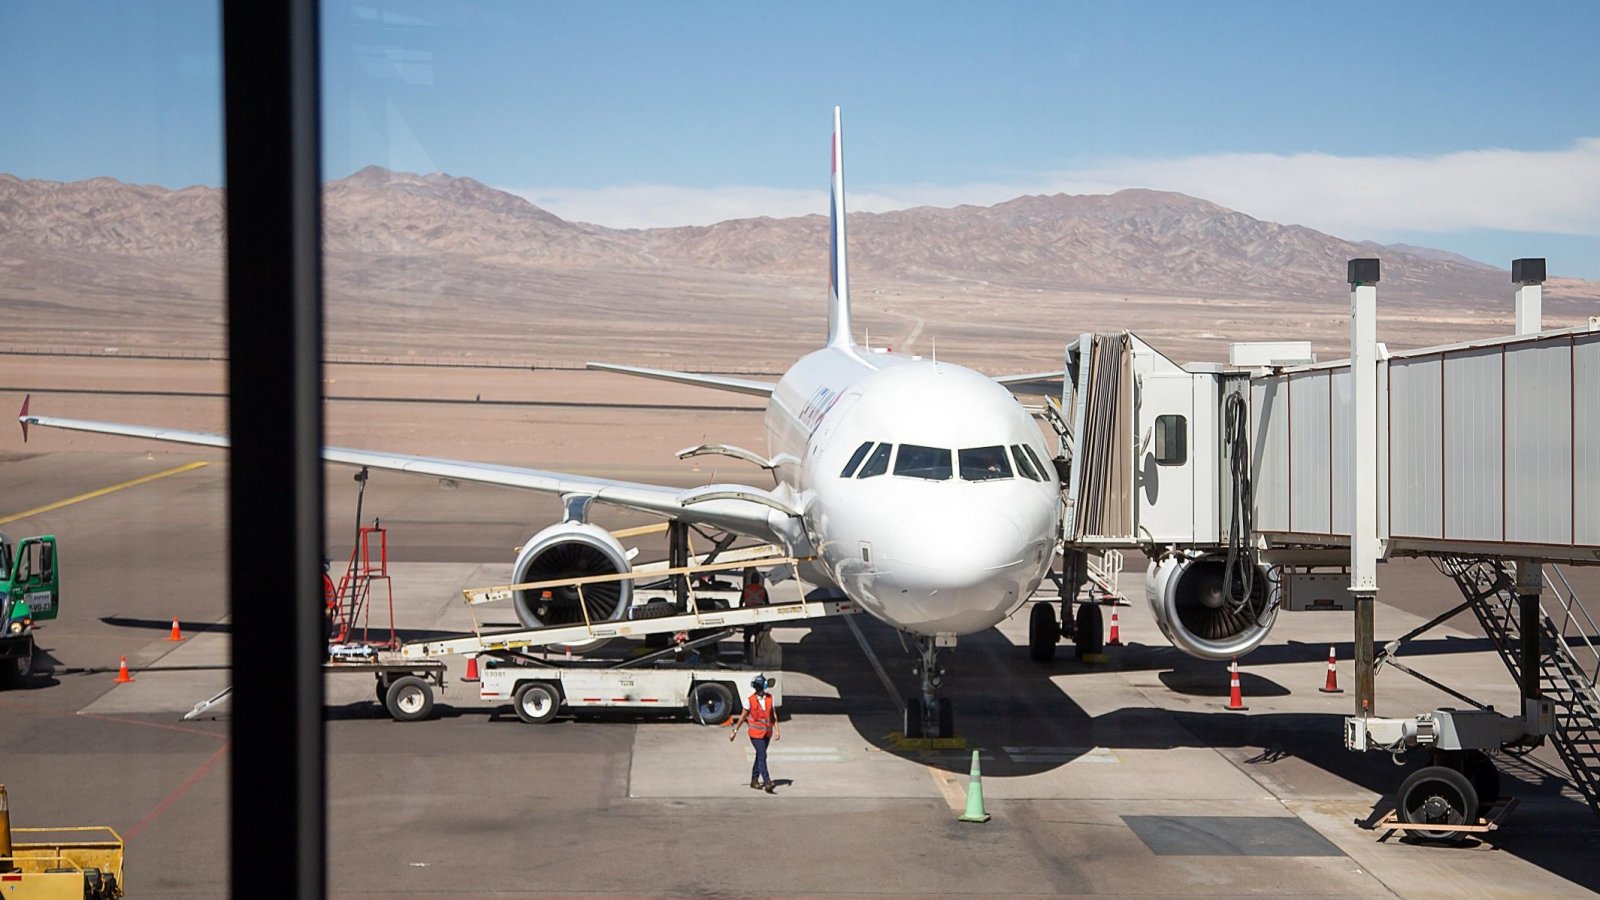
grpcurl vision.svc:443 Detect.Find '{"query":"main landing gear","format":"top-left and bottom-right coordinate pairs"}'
top-left (903, 634), bottom-right (955, 739)
top-left (1028, 599), bottom-right (1102, 662)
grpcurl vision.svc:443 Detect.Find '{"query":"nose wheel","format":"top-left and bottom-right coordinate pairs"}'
top-left (904, 634), bottom-right (956, 739)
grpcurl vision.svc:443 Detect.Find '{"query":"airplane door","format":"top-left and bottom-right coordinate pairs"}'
top-left (1136, 375), bottom-right (1194, 542)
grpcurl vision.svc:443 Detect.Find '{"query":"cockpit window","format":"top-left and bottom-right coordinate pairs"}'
top-left (894, 444), bottom-right (952, 481)
top-left (840, 441), bottom-right (873, 478)
top-left (1010, 444), bottom-right (1041, 481)
top-left (959, 446), bottom-right (1012, 481)
top-left (856, 442), bottom-right (892, 478)
top-left (1022, 444), bottom-right (1051, 481)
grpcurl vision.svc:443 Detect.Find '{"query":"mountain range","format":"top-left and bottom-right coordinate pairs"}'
top-left (1, 167), bottom-right (1592, 367)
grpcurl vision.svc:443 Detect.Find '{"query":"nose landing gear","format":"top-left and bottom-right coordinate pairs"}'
top-left (904, 633), bottom-right (956, 739)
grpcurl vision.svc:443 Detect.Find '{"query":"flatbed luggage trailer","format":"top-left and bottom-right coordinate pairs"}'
top-left (392, 551), bottom-right (855, 724)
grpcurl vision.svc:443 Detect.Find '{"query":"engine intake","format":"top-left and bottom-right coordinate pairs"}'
top-left (512, 522), bottom-right (633, 631)
top-left (1145, 553), bottom-right (1278, 661)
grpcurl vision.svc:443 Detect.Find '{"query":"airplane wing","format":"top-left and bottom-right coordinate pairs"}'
top-left (17, 399), bottom-right (805, 547)
top-left (992, 369), bottom-right (1065, 396)
top-left (586, 362), bottom-right (776, 397)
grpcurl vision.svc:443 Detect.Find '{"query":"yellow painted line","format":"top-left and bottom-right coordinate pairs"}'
top-left (0, 461), bottom-right (209, 525)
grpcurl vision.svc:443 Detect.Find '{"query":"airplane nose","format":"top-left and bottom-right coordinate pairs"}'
top-left (890, 503), bottom-right (1023, 583)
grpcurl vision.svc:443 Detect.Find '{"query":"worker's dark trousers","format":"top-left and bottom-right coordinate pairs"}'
top-left (750, 736), bottom-right (770, 783)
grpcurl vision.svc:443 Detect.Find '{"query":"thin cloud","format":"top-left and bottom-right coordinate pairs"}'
top-left (508, 139), bottom-right (1600, 239)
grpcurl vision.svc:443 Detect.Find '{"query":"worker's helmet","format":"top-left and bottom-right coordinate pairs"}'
top-left (751, 674), bottom-right (767, 690)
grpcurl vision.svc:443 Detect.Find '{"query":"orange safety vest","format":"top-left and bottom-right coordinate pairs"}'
top-left (323, 573), bottom-right (337, 612)
top-left (746, 693), bottom-right (773, 739)
top-left (741, 584), bottom-right (769, 607)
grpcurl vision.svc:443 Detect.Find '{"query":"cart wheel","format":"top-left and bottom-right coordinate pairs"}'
top-left (385, 675), bottom-right (435, 722)
top-left (1074, 603), bottom-right (1104, 659)
top-left (1029, 602), bottom-right (1059, 662)
top-left (690, 681), bottom-right (735, 725)
top-left (512, 681), bottom-right (560, 724)
top-left (1398, 764), bottom-right (1478, 843)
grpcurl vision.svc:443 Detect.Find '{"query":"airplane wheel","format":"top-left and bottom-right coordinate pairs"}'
top-left (1074, 603), bottom-right (1104, 660)
top-left (1029, 603), bottom-right (1059, 661)
top-left (1398, 765), bottom-right (1478, 843)
top-left (903, 698), bottom-right (924, 739)
top-left (937, 698), bottom-right (954, 739)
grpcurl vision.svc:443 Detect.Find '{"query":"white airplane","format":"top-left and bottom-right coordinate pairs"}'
top-left (18, 108), bottom-right (1062, 735)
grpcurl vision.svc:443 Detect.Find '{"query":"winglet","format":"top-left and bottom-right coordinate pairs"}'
top-left (827, 106), bottom-right (853, 348)
top-left (18, 393), bottom-right (30, 443)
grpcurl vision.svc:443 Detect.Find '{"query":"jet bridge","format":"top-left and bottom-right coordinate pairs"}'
top-left (1054, 257), bottom-right (1600, 837)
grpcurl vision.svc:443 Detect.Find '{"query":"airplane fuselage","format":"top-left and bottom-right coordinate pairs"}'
top-left (764, 345), bottom-right (1060, 636)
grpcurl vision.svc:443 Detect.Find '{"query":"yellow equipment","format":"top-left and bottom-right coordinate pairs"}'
top-left (0, 785), bottom-right (124, 898)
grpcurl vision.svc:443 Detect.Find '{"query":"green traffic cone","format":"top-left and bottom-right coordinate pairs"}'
top-left (958, 749), bottom-right (991, 823)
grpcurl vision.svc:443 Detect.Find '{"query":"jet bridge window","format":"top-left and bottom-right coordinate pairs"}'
top-left (840, 441), bottom-right (874, 478)
top-left (1010, 444), bottom-right (1042, 481)
top-left (856, 442), bottom-right (892, 478)
top-left (1153, 414), bottom-right (1187, 466)
top-left (894, 444), bottom-right (952, 481)
top-left (959, 446), bottom-right (1012, 481)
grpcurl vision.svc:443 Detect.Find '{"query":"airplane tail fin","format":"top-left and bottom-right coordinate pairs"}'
top-left (827, 106), bottom-right (853, 348)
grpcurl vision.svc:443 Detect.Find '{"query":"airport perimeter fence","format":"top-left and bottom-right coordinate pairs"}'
top-left (0, 345), bottom-right (785, 376)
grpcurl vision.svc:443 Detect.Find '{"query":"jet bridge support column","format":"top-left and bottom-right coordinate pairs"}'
top-left (1513, 258), bottom-right (1547, 709)
top-left (1348, 259), bottom-right (1381, 717)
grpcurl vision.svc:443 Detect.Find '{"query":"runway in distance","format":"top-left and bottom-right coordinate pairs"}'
top-left (19, 107), bottom-right (1063, 734)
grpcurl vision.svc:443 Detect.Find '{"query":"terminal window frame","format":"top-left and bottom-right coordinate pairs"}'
top-left (958, 445), bottom-right (1013, 482)
top-left (894, 444), bottom-right (953, 481)
top-left (1153, 414), bottom-right (1188, 466)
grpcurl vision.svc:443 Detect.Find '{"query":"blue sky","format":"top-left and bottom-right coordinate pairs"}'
top-left (3, 1), bottom-right (1598, 276)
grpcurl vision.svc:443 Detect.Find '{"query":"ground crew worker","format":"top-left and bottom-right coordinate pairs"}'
top-left (739, 567), bottom-right (769, 664)
top-left (322, 558), bottom-right (338, 649)
top-left (729, 674), bottom-right (779, 792)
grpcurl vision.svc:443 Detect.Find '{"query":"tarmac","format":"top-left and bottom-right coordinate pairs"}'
top-left (3, 449), bottom-right (1599, 897)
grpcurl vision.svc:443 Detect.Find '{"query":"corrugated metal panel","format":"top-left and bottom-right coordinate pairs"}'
top-left (1389, 356), bottom-right (1443, 538)
top-left (1289, 372), bottom-right (1332, 533)
top-left (1442, 347), bottom-right (1503, 542)
top-left (1331, 367), bottom-right (1353, 536)
top-left (1251, 377), bottom-right (1290, 532)
top-left (1505, 338), bottom-right (1573, 544)
top-left (1576, 335), bottom-right (1600, 547)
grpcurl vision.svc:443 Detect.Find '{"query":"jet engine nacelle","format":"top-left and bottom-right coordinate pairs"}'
top-left (511, 522), bottom-right (633, 634)
top-left (1145, 553), bottom-right (1278, 661)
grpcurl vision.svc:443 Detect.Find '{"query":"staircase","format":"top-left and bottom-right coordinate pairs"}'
top-left (1439, 556), bottom-right (1600, 817)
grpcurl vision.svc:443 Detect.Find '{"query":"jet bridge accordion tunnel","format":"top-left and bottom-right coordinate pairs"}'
top-left (1059, 304), bottom-right (1600, 660)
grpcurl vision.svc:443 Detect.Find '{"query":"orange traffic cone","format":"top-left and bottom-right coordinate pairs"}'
top-left (167, 617), bottom-right (184, 641)
top-left (1106, 609), bottom-right (1122, 646)
top-left (1225, 658), bottom-right (1247, 710)
top-left (114, 656), bottom-right (135, 684)
top-left (464, 656), bottom-right (480, 682)
top-left (1319, 645), bottom-right (1343, 693)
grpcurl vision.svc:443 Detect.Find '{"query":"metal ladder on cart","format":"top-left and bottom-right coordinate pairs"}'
top-left (333, 525), bottom-right (397, 649)
top-left (1439, 557), bottom-right (1600, 817)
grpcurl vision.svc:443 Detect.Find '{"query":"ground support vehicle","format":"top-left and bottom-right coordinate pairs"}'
top-left (0, 533), bottom-right (58, 690)
top-left (1, 784), bottom-right (124, 898)
top-left (479, 630), bottom-right (782, 726)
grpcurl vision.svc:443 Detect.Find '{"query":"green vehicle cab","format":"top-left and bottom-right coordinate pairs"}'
top-left (1, 532), bottom-right (58, 688)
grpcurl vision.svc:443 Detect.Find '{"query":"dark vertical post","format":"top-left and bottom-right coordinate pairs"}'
top-left (1348, 258), bottom-right (1381, 719)
top-left (223, 1), bottom-right (325, 896)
